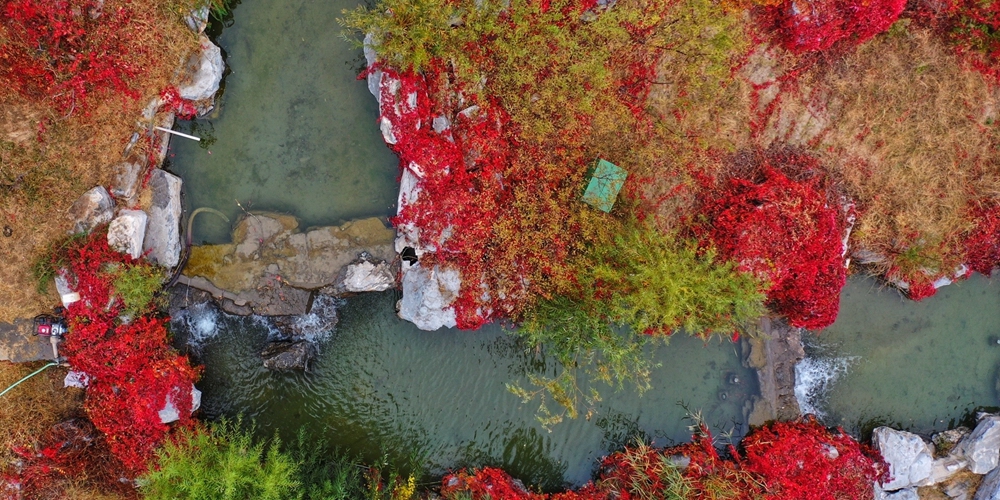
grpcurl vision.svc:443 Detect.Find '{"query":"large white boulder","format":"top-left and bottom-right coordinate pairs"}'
top-left (398, 263), bottom-right (459, 331)
top-left (177, 34), bottom-right (224, 102)
top-left (957, 415), bottom-right (1000, 474)
top-left (107, 209), bottom-right (148, 259)
top-left (874, 427), bottom-right (934, 490)
top-left (143, 170), bottom-right (183, 268)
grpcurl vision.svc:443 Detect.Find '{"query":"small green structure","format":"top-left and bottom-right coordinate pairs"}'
top-left (581, 159), bottom-right (627, 213)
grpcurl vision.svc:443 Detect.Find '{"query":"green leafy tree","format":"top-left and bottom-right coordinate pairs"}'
top-left (140, 418), bottom-right (299, 500)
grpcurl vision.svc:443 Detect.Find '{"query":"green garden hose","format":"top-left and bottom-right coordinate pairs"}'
top-left (0, 362), bottom-right (59, 399)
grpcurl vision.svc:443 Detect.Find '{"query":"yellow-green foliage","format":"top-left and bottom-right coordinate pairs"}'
top-left (102, 262), bottom-right (165, 318)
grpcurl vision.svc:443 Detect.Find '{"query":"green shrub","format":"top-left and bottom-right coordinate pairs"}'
top-left (140, 418), bottom-right (299, 500)
top-left (103, 262), bottom-right (165, 317)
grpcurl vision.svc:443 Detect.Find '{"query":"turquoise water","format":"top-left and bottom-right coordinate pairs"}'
top-left (172, 293), bottom-right (756, 489)
top-left (167, 0), bottom-right (399, 245)
top-left (798, 274), bottom-right (1000, 436)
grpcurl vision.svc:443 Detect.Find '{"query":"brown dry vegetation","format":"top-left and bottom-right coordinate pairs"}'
top-left (647, 17), bottom-right (1000, 279)
top-left (0, 1), bottom-right (203, 322)
top-left (0, 362), bottom-right (83, 465)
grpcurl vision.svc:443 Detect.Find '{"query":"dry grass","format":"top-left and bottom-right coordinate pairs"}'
top-left (757, 27), bottom-right (1000, 273)
top-left (0, 362), bottom-right (83, 466)
top-left (0, 0), bottom-right (201, 322)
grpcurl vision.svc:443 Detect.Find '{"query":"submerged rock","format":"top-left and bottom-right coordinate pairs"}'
top-left (269, 294), bottom-right (340, 338)
top-left (874, 427), bottom-right (934, 490)
top-left (261, 340), bottom-right (316, 371)
top-left (68, 186), bottom-right (114, 234)
top-left (745, 317), bottom-right (804, 426)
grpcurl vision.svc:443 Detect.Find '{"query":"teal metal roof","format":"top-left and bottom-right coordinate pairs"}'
top-left (581, 159), bottom-right (627, 213)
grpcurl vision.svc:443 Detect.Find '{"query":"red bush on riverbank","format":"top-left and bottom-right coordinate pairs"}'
top-left (40, 230), bottom-right (199, 476)
top-left (758, 0), bottom-right (905, 53)
top-left (692, 150), bottom-right (848, 329)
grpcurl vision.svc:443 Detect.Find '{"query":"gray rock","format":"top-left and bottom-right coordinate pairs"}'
top-left (261, 340), bottom-right (316, 371)
top-left (935, 427), bottom-right (972, 456)
top-left (363, 32), bottom-right (383, 104)
top-left (957, 415), bottom-right (1000, 474)
top-left (398, 263), bottom-right (459, 331)
top-left (342, 260), bottom-right (395, 292)
top-left (68, 186), bottom-right (113, 234)
top-left (975, 464), bottom-right (1000, 500)
top-left (184, 6), bottom-right (209, 33)
top-left (873, 427), bottom-right (934, 490)
top-left (143, 170), bottom-right (183, 268)
top-left (111, 160), bottom-right (143, 206)
top-left (177, 35), bottom-right (224, 103)
top-left (927, 455), bottom-right (968, 485)
top-left (0, 319), bottom-right (57, 362)
top-left (874, 486), bottom-right (919, 500)
top-left (107, 209), bottom-right (148, 259)
top-left (175, 274), bottom-right (312, 316)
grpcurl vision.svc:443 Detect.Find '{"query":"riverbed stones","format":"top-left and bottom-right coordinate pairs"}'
top-left (184, 213), bottom-right (396, 296)
top-left (397, 263), bottom-right (459, 331)
top-left (875, 427), bottom-right (935, 490)
top-left (143, 169), bottom-right (183, 268)
top-left (261, 340), bottom-right (316, 371)
top-left (957, 415), bottom-right (1000, 474)
top-left (177, 35), bottom-right (224, 104)
top-left (68, 186), bottom-right (114, 234)
top-left (107, 209), bottom-right (148, 259)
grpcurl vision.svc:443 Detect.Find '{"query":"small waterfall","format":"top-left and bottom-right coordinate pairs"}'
top-left (172, 302), bottom-right (222, 346)
top-left (794, 355), bottom-right (857, 418)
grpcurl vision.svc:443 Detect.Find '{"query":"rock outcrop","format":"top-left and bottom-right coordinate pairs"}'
top-left (957, 415), bottom-right (1000, 475)
top-left (874, 427), bottom-right (935, 490)
top-left (397, 263), bottom-right (460, 331)
top-left (261, 340), bottom-right (316, 371)
top-left (745, 317), bottom-right (804, 426)
top-left (181, 213), bottom-right (397, 314)
top-left (143, 169), bottom-right (183, 268)
top-left (68, 186), bottom-right (114, 234)
top-left (107, 209), bottom-right (148, 259)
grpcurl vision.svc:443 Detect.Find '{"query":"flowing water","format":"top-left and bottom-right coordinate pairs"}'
top-left (167, 0), bottom-right (399, 244)
top-left (165, 0), bottom-right (1000, 489)
top-left (796, 274), bottom-right (1000, 435)
top-left (171, 293), bottom-right (756, 489)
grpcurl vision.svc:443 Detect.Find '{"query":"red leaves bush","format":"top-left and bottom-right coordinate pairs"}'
top-left (0, 0), bottom-right (146, 114)
top-left (442, 420), bottom-right (885, 500)
top-left (742, 419), bottom-right (887, 500)
top-left (758, 0), bottom-right (905, 53)
top-left (692, 150), bottom-right (848, 330)
top-left (964, 197), bottom-right (1000, 275)
top-left (51, 230), bottom-right (199, 476)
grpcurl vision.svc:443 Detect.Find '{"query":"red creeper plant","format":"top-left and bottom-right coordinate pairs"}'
top-left (692, 149), bottom-right (849, 330)
top-left (758, 0), bottom-right (905, 53)
top-left (0, 0), bottom-right (146, 115)
top-left (41, 229), bottom-right (200, 476)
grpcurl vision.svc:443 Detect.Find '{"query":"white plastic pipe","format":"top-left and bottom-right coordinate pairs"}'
top-left (154, 126), bottom-right (201, 141)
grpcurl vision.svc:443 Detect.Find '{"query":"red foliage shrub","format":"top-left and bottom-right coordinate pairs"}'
top-left (692, 150), bottom-right (848, 330)
top-left (964, 197), bottom-right (1000, 275)
top-left (741, 419), bottom-right (887, 500)
top-left (49, 230), bottom-right (199, 476)
top-left (6, 418), bottom-right (136, 499)
top-left (0, 0), bottom-right (145, 114)
top-left (758, 0), bottom-right (905, 53)
top-left (440, 467), bottom-right (609, 500)
top-left (924, 0), bottom-right (1000, 83)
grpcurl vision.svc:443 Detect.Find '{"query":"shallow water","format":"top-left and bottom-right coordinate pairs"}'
top-left (167, 0), bottom-right (399, 244)
top-left (798, 274), bottom-right (1000, 435)
top-left (172, 292), bottom-right (756, 489)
